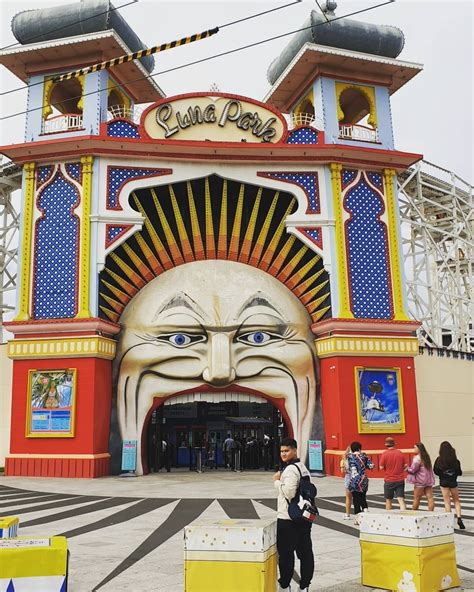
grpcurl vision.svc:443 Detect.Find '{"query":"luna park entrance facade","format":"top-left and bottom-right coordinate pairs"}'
top-left (146, 398), bottom-right (288, 473)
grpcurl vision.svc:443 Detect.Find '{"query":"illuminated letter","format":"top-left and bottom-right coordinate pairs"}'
top-left (203, 104), bottom-right (216, 123)
top-left (156, 104), bottom-right (179, 138)
top-left (218, 100), bottom-right (242, 127)
top-left (176, 110), bottom-right (191, 129)
top-left (188, 106), bottom-right (204, 125)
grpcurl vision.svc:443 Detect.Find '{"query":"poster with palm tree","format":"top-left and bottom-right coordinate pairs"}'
top-left (27, 369), bottom-right (76, 437)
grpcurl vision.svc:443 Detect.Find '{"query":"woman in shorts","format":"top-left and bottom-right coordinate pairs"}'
top-left (407, 442), bottom-right (435, 511)
top-left (434, 441), bottom-right (465, 530)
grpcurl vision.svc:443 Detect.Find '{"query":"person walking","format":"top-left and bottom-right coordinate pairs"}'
top-left (223, 433), bottom-right (235, 469)
top-left (340, 446), bottom-right (352, 520)
top-left (347, 442), bottom-right (374, 525)
top-left (406, 442), bottom-right (435, 511)
top-left (273, 437), bottom-right (314, 592)
top-left (434, 441), bottom-right (465, 529)
top-left (380, 437), bottom-right (407, 510)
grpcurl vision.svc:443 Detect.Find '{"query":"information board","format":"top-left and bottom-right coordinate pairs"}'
top-left (121, 440), bottom-right (137, 472)
top-left (308, 440), bottom-right (324, 472)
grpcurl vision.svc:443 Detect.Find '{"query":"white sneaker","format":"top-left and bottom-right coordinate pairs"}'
top-left (278, 586), bottom-right (291, 592)
top-left (342, 514), bottom-right (351, 520)
top-left (300, 588), bottom-right (309, 592)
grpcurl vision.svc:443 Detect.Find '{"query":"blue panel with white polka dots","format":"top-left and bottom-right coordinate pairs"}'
top-left (342, 169), bottom-right (357, 188)
top-left (107, 168), bottom-right (167, 209)
top-left (344, 177), bottom-right (392, 319)
top-left (258, 172), bottom-right (319, 213)
top-left (33, 172), bottom-right (79, 319)
top-left (107, 120), bottom-right (140, 138)
top-left (286, 127), bottom-right (318, 144)
top-left (304, 228), bottom-right (321, 245)
top-left (367, 171), bottom-right (383, 189)
top-left (107, 226), bottom-right (127, 242)
top-left (36, 165), bottom-right (54, 187)
top-left (65, 163), bottom-right (81, 183)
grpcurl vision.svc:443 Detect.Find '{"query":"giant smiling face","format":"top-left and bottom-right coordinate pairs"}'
top-left (114, 260), bottom-right (319, 474)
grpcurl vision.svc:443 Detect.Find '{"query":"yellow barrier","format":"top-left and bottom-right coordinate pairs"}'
top-left (0, 536), bottom-right (68, 591)
top-left (184, 519), bottom-right (277, 592)
top-left (0, 516), bottom-right (19, 539)
top-left (359, 511), bottom-right (460, 591)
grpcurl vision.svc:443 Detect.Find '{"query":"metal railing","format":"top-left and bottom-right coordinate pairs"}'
top-left (338, 123), bottom-right (379, 143)
top-left (42, 113), bottom-right (84, 134)
top-left (289, 112), bottom-right (325, 130)
top-left (107, 104), bottom-right (136, 122)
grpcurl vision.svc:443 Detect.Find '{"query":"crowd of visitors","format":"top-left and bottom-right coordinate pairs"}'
top-left (222, 433), bottom-right (276, 470)
top-left (339, 437), bottom-right (465, 529)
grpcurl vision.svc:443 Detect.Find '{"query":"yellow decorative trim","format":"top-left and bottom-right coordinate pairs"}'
top-left (107, 77), bottom-right (131, 110)
top-left (76, 156), bottom-right (93, 318)
top-left (42, 78), bottom-right (54, 120)
top-left (324, 448), bottom-right (415, 455)
top-left (293, 89), bottom-right (314, 116)
top-left (330, 163), bottom-right (353, 319)
top-left (335, 82), bottom-right (377, 128)
top-left (76, 74), bottom-right (85, 112)
top-left (7, 336), bottom-right (117, 360)
top-left (315, 335), bottom-right (419, 358)
top-left (15, 163), bottom-right (36, 321)
top-left (44, 75), bottom-right (85, 118)
top-left (384, 169), bottom-right (410, 320)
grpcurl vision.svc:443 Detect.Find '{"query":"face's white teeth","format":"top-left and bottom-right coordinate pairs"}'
top-left (163, 392), bottom-right (265, 405)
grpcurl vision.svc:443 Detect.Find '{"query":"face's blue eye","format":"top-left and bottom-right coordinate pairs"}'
top-left (236, 331), bottom-right (279, 346)
top-left (251, 332), bottom-right (266, 344)
top-left (156, 333), bottom-right (206, 348)
top-left (171, 333), bottom-right (189, 347)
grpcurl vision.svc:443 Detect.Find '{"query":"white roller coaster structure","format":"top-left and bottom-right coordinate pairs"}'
top-left (1, 159), bottom-right (472, 351)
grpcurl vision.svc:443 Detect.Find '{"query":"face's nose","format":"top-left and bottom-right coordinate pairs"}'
top-left (202, 333), bottom-right (236, 386)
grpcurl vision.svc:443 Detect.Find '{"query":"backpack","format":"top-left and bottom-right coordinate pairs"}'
top-left (285, 463), bottom-right (319, 524)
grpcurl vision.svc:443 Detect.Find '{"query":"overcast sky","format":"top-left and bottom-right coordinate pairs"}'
top-left (1, 0), bottom-right (473, 182)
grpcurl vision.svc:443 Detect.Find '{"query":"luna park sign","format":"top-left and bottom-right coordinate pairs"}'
top-left (142, 93), bottom-right (287, 143)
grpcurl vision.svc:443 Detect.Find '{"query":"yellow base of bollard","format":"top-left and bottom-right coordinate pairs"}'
top-left (185, 552), bottom-right (277, 592)
top-left (0, 536), bottom-right (68, 591)
top-left (361, 538), bottom-right (460, 591)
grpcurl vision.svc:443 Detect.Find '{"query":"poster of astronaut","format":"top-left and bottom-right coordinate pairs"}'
top-left (27, 369), bottom-right (76, 437)
top-left (355, 367), bottom-right (405, 433)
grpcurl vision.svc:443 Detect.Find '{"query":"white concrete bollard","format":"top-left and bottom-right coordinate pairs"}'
top-left (359, 511), bottom-right (460, 591)
top-left (184, 519), bottom-right (277, 592)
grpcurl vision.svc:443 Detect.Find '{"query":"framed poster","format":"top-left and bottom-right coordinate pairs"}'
top-left (355, 367), bottom-right (405, 434)
top-left (26, 369), bottom-right (76, 437)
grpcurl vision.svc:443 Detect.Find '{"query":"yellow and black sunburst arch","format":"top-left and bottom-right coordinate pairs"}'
top-left (99, 175), bottom-right (331, 323)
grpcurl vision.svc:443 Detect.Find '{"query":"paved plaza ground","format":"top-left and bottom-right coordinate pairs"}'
top-left (0, 471), bottom-right (473, 591)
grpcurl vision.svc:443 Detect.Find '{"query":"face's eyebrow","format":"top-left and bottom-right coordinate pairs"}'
top-left (152, 292), bottom-right (209, 323)
top-left (237, 293), bottom-right (285, 320)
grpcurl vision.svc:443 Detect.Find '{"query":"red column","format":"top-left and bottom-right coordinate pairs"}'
top-left (314, 319), bottom-right (421, 476)
top-left (4, 318), bottom-right (119, 478)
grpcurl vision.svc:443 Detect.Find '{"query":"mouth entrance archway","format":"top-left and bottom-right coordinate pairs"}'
top-left (144, 394), bottom-right (289, 473)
